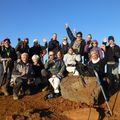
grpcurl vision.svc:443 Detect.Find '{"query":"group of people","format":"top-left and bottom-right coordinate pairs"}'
top-left (0, 23), bottom-right (120, 101)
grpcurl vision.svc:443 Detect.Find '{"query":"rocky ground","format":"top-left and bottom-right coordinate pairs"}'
top-left (0, 90), bottom-right (120, 120)
top-left (0, 77), bottom-right (120, 120)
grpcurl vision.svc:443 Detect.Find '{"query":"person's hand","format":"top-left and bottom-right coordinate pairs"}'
top-left (101, 44), bottom-right (106, 51)
top-left (42, 38), bottom-right (47, 43)
top-left (103, 37), bottom-right (107, 43)
top-left (65, 23), bottom-right (69, 28)
top-left (73, 28), bottom-right (77, 34)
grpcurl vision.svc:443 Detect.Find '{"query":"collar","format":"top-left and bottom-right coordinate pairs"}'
top-left (91, 58), bottom-right (100, 64)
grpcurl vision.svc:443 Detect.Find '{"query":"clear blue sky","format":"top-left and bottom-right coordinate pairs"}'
top-left (0, 0), bottom-right (120, 47)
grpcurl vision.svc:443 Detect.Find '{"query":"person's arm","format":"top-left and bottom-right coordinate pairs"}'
top-left (75, 54), bottom-right (81, 62)
top-left (59, 60), bottom-right (66, 74)
top-left (114, 45), bottom-right (120, 58)
top-left (63, 54), bottom-right (68, 66)
top-left (65, 24), bottom-right (76, 42)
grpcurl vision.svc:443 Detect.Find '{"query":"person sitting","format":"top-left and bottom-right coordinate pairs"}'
top-left (63, 47), bottom-right (80, 76)
top-left (42, 51), bottom-right (65, 99)
top-left (12, 53), bottom-right (34, 100)
top-left (31, 54), bottom-right (44, 88)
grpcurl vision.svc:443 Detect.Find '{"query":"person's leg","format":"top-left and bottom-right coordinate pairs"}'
top-left (13, 78), bottom-right (23, 95)
top-left (13, 77), bottom-right (23, 100)
top-left (48, 76), bottom-right (54, 88)
top-left (66, 66), bottom-right (75, 73)
top-left (107, 64), bottom-right (115, 95)
top-left (52, 77), bottom-right (60, 94)
top-left (112, 63), bottom-right (119, 87)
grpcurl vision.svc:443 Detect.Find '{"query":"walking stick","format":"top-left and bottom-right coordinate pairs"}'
top-left (94, 70), bottom-right (112, 116)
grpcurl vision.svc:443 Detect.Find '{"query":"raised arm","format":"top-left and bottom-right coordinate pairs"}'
top-left (65, 24), bottom-right (76, 42)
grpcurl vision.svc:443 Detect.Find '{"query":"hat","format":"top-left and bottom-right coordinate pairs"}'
top-left (3, 38), bottom-right (11, 44)
top-left (33, 39), bottom-right (38, 43)
top-left (92, 40), bottom-right (98, 44)
top-left (108, 36), bottom-right (114, 42)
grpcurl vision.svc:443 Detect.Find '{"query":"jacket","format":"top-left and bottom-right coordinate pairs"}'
top-left (12, 61), bottom-right (34, 80)
top-left (45, 39), bottom-right (60, 53)
top-left (63, 53), bottom-right (80, 66)
top-left (66, 27), bottom-right (85, 55)
top-left (45, 58), bottom-right (65, 75)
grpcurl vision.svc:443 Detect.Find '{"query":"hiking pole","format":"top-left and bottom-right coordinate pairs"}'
top-left (94, 70), bottom-right (112, 116)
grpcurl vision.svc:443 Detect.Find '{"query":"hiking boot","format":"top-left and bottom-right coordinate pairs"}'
top-left (1, 85), bottom-right (9, 96)
top-left (13, 94), bottom-right (18, 100)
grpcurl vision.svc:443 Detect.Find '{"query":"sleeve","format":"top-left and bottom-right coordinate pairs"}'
top-left (75, 54), bottom-right (81, 62)
top-left (66, 27), bottom-right (76, 42)
top-left (63, 54), bottom-right (68, 66)
top-left (59, 60), bottom-right (66, 74)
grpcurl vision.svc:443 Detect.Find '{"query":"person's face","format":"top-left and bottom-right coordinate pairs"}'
top-left (86, 35), bottom-right (91, 41)
top-left (63, 39), bottom-right (67, 45)
top-left (108, 40), bottom-right (114, 45)
top-left (32, 58), bottom-right (38, 64)
top-left (68, 48), bottom-right (73, 55)
top-left (92, 42), bottom-right (97, 47)
top-left (24, 39), bottom-right (29, 44)
top-left (34, 41), bottom-right (38, 46)
top-left (76, 34), bottom-right (82, 41)
top-left (91, 53), bottom-right (98, 60)
top-left (48, 52), bottom-right (55, 60)
top-left (21, 54), bottom-right (28, 63)
top-left (57, 51), bottom-right (62, 59)
top-left (4, 41), bottom-right (10, 48)
top-left (52, 34), bottom-right (57, 40)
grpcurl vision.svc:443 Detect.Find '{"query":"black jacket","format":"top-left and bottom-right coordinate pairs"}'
top-left (29, 45), bottom-right (43, 59)
top-left (45, 39), bottom-right (60, 53)
top-left (103, 42), bottom-right (120, 63)
top-left (60, 43), bottom-right (69, 55)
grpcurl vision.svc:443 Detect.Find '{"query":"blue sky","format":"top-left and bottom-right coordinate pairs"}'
top-left (0, 0), bottom-right (120, 47)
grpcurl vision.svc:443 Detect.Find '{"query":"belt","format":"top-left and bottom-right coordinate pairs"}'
top-left (107, 61), bottom-right (116, 64)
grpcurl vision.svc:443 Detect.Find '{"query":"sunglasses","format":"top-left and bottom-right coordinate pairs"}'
top-left (77, 35), bottom-right (82, 37)
top-left (49, 54), bottom-right (54, 56)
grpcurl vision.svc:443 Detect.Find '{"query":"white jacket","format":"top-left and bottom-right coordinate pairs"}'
top-left (63, 53), bottom-right (80, 66)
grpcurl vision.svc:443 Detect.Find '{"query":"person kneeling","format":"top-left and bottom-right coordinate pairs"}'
top-left (12, 53), bottom-right (34, 100)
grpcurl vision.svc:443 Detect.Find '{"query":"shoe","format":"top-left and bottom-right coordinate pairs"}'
top-left (25, 89), bottom-right (31, 95)
top-left (54, 93), bottom-right (61, 98)
top-left (13, 94), bottom-right (18, 100)
top-left (44, 93), bottom-right (54, 100)
top-left (1, 85), bottom-right (9, 96)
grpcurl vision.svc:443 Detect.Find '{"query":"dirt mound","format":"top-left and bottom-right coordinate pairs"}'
top-left (0, 79), bottom-right (120, 120)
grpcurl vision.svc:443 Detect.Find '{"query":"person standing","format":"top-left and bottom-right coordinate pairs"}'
top-left (0, 38), bottom-right (17, 96)
top-left (102, 36), bottom-right (120, 90)
top-left (65, 24), bottom-right (85, 62)
top-left (44, 33), bottom-right (60, 54)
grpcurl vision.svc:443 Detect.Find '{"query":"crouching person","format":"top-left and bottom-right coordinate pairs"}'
top-left (63, 47), bottom-right (80, 76)
top-left (12, 53), bottom-right (34, 100)
top-left (43, 51), bottom-right (65, 99)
